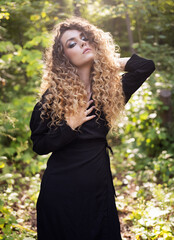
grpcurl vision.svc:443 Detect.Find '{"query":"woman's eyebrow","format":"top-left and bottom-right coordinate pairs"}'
top-left (65, 32), bottom-right (83, 46)
top-left (65, 37), bottom-right (75, 46)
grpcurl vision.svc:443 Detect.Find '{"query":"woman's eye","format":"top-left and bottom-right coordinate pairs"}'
top-left (68, 42), bottom-right (76, 48)
top-left (81, 35), bottom-right (88, 41)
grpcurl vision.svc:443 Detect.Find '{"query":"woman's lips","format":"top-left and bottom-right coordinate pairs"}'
top-left (83, 48), bottom-right (91, 54)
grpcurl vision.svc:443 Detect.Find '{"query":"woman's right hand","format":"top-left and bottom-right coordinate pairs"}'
top-left (118, 57), bottom-right (131, 71)
top-left (65, 99), bottom-right (96, 130)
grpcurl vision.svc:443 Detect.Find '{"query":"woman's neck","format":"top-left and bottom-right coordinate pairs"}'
top-left (77, 65), bottom-right (92, 93)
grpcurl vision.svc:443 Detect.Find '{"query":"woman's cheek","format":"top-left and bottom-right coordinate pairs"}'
top-left (67, 49), bottom-right (78, 62)
top-left (71, 52), bottom-right (81, 65)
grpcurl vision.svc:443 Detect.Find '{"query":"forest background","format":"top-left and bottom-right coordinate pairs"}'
top-left (0, 0), bottom-right (174, 239)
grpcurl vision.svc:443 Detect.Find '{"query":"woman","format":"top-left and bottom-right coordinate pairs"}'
top-left (30, 17), bottom-right (155, 240)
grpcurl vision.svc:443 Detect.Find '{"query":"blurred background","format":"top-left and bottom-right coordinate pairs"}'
top-left (0, 0), bottom-right (174, 239)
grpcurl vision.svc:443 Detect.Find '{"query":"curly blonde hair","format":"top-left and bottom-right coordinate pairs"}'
top-left (39, 16), bottom-right (125, 133)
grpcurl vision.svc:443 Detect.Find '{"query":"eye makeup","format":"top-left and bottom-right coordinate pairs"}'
top-left (66, 32), bottom-right (89, 48)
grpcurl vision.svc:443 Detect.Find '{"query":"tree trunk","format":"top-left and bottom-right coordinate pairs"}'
top-left (73, 0), bottom-right (81, 16)
top-left (136, 13), bottom-right (142, 46)
top-left (159, 89), bottom-right (173, 128)
top-left (124, 1), bottom-right (135, 54)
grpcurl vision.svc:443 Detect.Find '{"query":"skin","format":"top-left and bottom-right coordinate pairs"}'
top-left (119, 57), bottom-right (130, 71)
top-left (60, 29), bottom-right (96, 130)
top-left (60, 29), bottom-right (130, 130)
top-left (61, 29), bottom-right (95, 69)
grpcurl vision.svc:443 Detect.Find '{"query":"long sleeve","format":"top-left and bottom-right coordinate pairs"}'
top-left (121, 54), bottom-right (155, 104)
top-left (30, 101), bottom-right (79, 155)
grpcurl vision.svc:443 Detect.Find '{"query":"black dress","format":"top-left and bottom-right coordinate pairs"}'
top-left (30, 54), bottom-right (155, 240)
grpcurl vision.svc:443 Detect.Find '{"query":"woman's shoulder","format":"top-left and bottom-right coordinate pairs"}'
top-left (31, 88), bottom-right (50, 114)
top-left (41, 88), bottom-right (51, 102)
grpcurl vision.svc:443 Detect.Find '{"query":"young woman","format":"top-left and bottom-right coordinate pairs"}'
top-left (30, 17), bottom-right (155, 240)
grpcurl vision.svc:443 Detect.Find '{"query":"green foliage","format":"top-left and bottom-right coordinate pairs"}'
top-left (118, 63), bottom-right (174, 184)
top-left (0, 0), bottom-right (73, 101)
top-left (111, 145), bottom-right (174, 239)
top-left (0, 173), bottom-right (40, 239)
top-left (0, 94), bottom-right (48, 238)
top-left (125, 184), bottom-right (174, 239)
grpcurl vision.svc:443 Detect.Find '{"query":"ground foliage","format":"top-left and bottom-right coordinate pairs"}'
top-left (0, 0), bottom-right (174, 239)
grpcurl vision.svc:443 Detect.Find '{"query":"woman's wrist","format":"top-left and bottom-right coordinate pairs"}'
top-left (71, 126), bottom-right (76, 131)
top-left (118, 57), bottom-right (130, 71)
top-left (67, 122), bottom-right (78, 131)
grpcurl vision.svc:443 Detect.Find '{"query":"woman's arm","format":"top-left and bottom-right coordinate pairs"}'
top-left (30, 101), bottom-right (79, 155)
top-left (120, 54), bottom-right (155, 104)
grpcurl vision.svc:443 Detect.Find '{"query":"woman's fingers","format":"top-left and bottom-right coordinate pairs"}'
top-left (86, 114), bottom-right (96, 121)
top-left (85, 105), bottom-right (95, 116)
top-left (66, 100), bottom-right (95, 129)
top-left (84, 105), bottom-right (96, 122)
top-left (87, 99), bottom-right (93, 108)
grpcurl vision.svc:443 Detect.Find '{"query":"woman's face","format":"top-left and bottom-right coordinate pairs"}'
top-left (60, 29), bottom-right (95, 68)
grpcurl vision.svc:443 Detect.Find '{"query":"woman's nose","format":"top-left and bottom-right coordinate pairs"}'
top-left (80, 40), bottom-right (87, 47)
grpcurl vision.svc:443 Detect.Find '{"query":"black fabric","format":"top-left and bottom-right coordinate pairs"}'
top-left (122, 53), bottom-right (155, 103)
top-left (30, 54), bottom-right (155, 240)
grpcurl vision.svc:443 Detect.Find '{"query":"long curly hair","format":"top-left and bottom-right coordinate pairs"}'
top-left (39, 16), bottom-right (125, 133)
